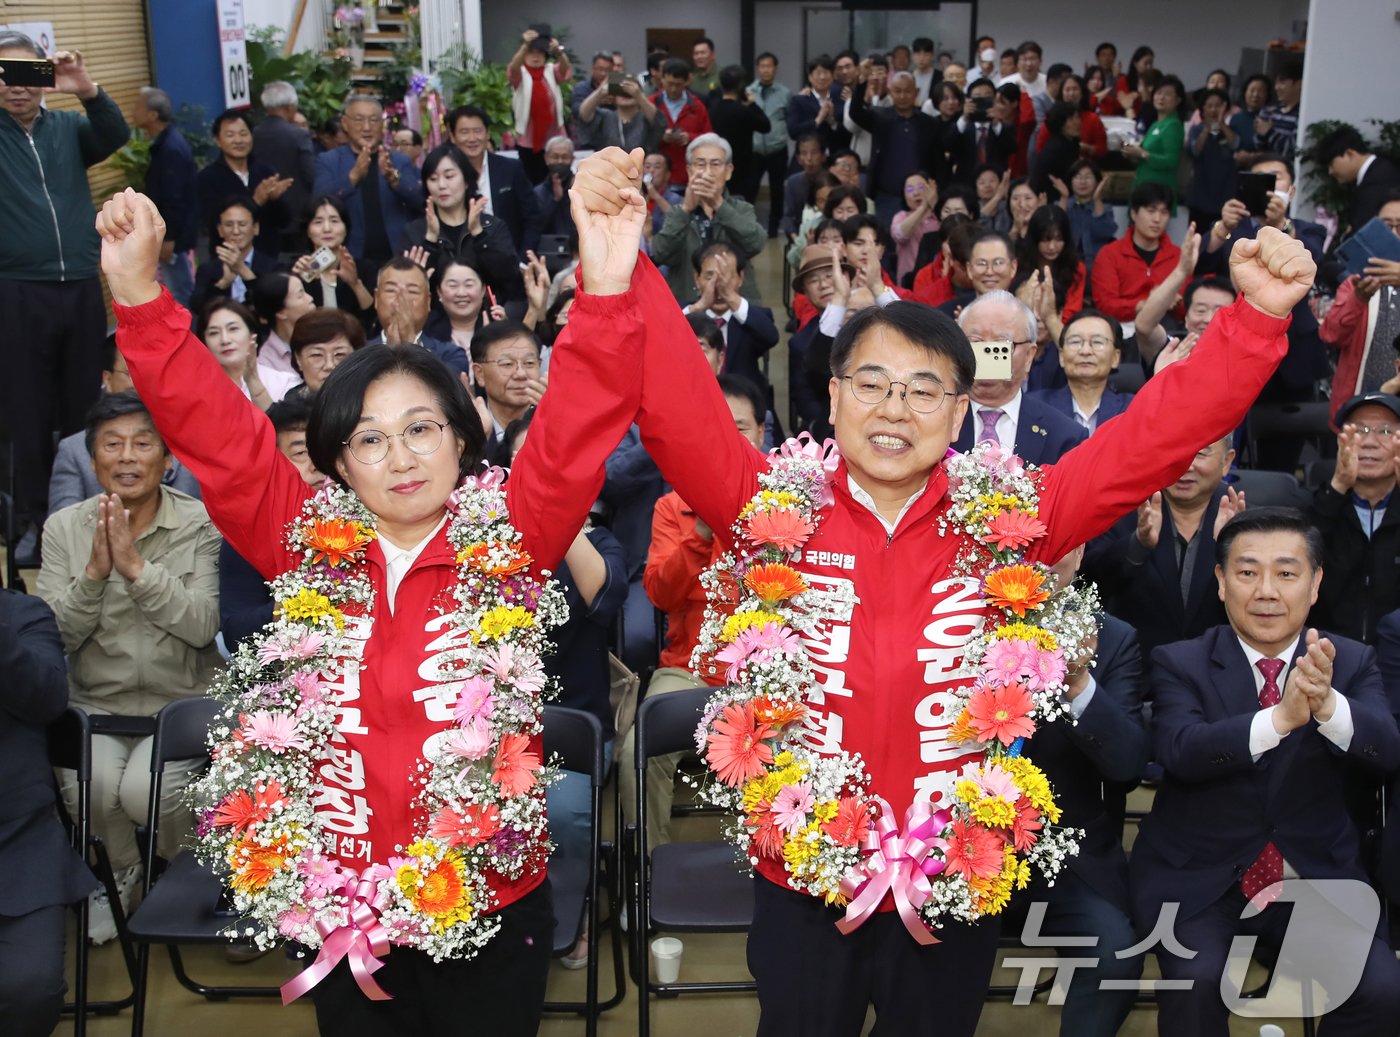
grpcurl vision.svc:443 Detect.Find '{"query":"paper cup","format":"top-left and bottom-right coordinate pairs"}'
top-left (651, 936), bottom-right (683, 983)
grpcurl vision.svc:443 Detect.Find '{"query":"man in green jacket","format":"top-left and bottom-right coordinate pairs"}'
top-left (0, 34), bottom-right (129, 565)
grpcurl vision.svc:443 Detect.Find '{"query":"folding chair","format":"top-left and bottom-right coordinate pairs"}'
top-left (46, 708), bottom-right (148, 1031)
top-left (125, 697), bottom-right (280, 1036)
top-left (541, 705), bottom-right (625, 1034)
top-left (1243, 401), bottom-right (1333, 468)
top-left (1224, 469), bottom-right (1309, 509)
top-left (631, 687), bottom-right (756, 1037)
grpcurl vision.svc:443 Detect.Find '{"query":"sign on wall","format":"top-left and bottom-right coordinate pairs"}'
top-left (0, 22), bottom-right (57, 55)
top-left (217, 0), bottom-right (251, 109)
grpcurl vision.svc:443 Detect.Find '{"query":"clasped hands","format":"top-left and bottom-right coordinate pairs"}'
top-left (1272, 629), bottom-right (1338, 733)
top-left (566, 146), bottom-right (649, 297)
top-left (85, 493), bottom-right (146, 584)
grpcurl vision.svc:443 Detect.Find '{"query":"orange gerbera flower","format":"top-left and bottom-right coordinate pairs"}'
top-left (980, 510), bottom-right (1048, 552)
top-left (942, 819), bottom-right (1005, 881)
top-left (706, 701), bottom-right (774, 786)
top-left (304, 518), bottom-right (375, 567)
top-left (983, 564), bottom-right (1050, 617)
top-left (822, 796), bottom-right (872, 847)
top-left (965, 683), bottom-right (1035, 746)
top-left (407, 855), bottom-right (468, 921)
top-left (752, 696), bottom-right (808, 728)
top-left (491, 731), bottom-right (541, 796)
top-left (211, 781), bottom-right (286, 833)
top-left (745, 510), bottom-right (815, 553)
top-left (743, 563), bottom-right (809, 603)
top-left (947, 707), bottom-right (979, 745)
top-left (460, 542), bottom-right (534, 577)
top-left (228, 834), bottom-right (291, 893)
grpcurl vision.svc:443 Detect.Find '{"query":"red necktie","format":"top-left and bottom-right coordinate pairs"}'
top-left (1241, 657), bottom-right (1286, 905)
top-left (977, 125), bottom-right (989, 165)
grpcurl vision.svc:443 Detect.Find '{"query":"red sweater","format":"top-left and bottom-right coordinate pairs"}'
top-left (651, 91), bottom-right (713, 186)
top-left (1319, 276), bottom-right (1381, 428)
top-left (115, 285), bottom-right (643, 913)
top-left (644, 491), bottom-right (728, 675)
top-left (1035, 111), bottom-right (1108, 159)
top-left (625, 253), bottom-right (1288, 897)
top-left (1089, 233), bottom-right (1182, 322)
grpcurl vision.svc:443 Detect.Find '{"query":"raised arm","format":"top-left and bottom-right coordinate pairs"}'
top-left (95, 189), bottom-right (310, 578)
top-left (1031, 228), bottom-right (1314, 565)
top-left (1133, 224), bottom-right (1199, 363)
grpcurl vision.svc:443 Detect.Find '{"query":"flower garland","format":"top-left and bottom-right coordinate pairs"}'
top-left (189, 469), bottom-right (567, 996)
top-left (692, 437), bottom-right (1095, 942)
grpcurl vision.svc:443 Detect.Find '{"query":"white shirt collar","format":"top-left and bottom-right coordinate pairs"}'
top-left (380, 514), bottom-right (449, 614)
top-left (846, 473), bottom-right (930, 536)
top-left (476, 156), bottom-right (494, 215)
top-left (1238, 633), bottom-right (1301, 690)
top-left (972, 389), bottom-right (1022, 445)
top-left (1358, 153), bottom-right (1378, 184)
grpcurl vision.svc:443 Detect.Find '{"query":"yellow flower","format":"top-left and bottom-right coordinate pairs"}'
top-left (822, 886), bottom-right (850, 908)
top-left (720, 610), bottom-right (785, 644)
top-left (476, 605), bottom-right (535, 643)
top-left (278, 588), bottom-right (345, 629)
top-left (396, 847), bottom-right (474, 932)
top-left (1002, 757), bottom-right (1059, 819)
top-left (783, 823), bottom-right (822, 871)
top-left (813, 800), bottom-right (839, 825)
top-left (773, 751), bottom-right (796, 768)
top-left (972, 797), bottom-right (1017, 828)
top-left (990, 622), bottom-right (1059, 652)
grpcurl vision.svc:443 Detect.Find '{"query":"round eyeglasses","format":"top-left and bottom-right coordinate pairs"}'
top-left (843, 372), bottom-right (955, 414)
top-left (343, 420), bottom-right (447, 465)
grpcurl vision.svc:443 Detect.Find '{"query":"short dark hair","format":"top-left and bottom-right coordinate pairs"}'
top-left (719, 64), bottom-right (748, 94)
top-left (1046, 62), bottom-right (1073, 82)
top-left (1067, 158), bottom-right (1104, 183)
top-left (662, 57), bottom-right (691, 79)
top-left (101, 332), bottom-right (119, 373)
top-left (693, 36), bottom-right (715, 51)
top-left (469, 320), bottom-right (540, 364)
top-left (828, 148), bottom-right (861, 171)
top-left (687, 312), bottom-right (724, 353)
top-left (806, 171), bottom-right (840, 206)
top-left (305, 192), bottom-right (350, 234)
top-left (195, 297), bottom-right (258, 340)
top-left (718, 373), bottom-right (767, 430)
top-left (1129, 180), bottom-right (1174, 212)
top-left (646, 50), bottom-right (669, 72)
top-left (394, 127), bottom-right (423, 146)
top-left (1248, 152), bottom-right (1291, 173)
top-left (447, 103), bottom-right (489, 133)
top-left (1155, 74), bottom-right (1188, 111)
top-left (1016, 41), bottom-right (1043, 58)
top-left (1096, 42), bottom-right (1117, 57)
top-left (267, 396), bottom-right (313, 435)
top-left (756, 51), bottom-right (778, 65)
top-left (1060, 307), bottom-right (1123, 351)
top-left (1197, 87), bottom-right (1231, 111)
top-left (794, 131), bottom-right (824, 152)
top-left (890, 45), bottom-right (911, 58)
top-left (1275, 59), bottom-right (1304, 83)
top-left (1046, 101), bottom-right (1080, 135)
top-left (822, 184), bottom-right (867, 219)
top-left (835, 49), bottom-right (860, 66)
top-left (1316, 125), bottom-right (1370, 166)
top-left (866, 52), bottom-right (889, 71)
top-left (1241, 73), bottom-right (1273, 107)
top-left (995, 82), bottom-right (1022, 106)
top-left (939, 184), bottom-right (979, 221)
top-left (212, 109), bottom-right (254, 136)
top-left (218, 196), bottom-right (259, 223)
top-left (421, 143), bottom-right (478, 196)
top-left (85, 391), bottom-right (166, 458)
top-left (933, 81), bottom-right (964, 106)
top-left (1215, 506), bottom-right (1322, 570)
top-left (912, 37), bottom-right (934, 53)
top-left (1184, 275), bottom-right (1235, 310)
top-left (249, 272), bottom-right (298, 331)
top-left (829, 302), bottom-right (976, 394)
top-left (972, 229), bottom-right (1014, 260)
top-left (291, 308), bottom-right (366, 358)
top-left (646, 149), bottom-right (672, 171)
top-left (840, 213), bottom-right (885, 247)
top-left (307, 345), bottom-right (483, 486)
top-left (1000, 48), bottom-right (1018, 61)
top-left (944, 217), bottom-right (982, 264)
top-left (691, 240), bottom-right (745, 274)
top-left (807, 54), bottom-right (834, 75)
top-left (968, 78), bottom-right (996, 98)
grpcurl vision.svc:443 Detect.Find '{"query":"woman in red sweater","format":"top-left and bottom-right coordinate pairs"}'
top-left (94, 169), bottom-right (647, 1034)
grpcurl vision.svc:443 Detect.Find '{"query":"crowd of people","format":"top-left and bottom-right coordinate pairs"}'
top-left (3, 18), bottom-right (1400, 1037)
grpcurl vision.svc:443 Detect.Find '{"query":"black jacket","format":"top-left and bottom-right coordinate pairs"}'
top-left (707, 96), bottom-right (772, 194)
top-left (846, 89), bottom-right (945, 197)
top-left (196, 156), bottom-right (291, 260)
top-left (398, 211), bottom-right (523, 301)
top-left (252, 114), bottom-right (317, 248)
top-left (1308, 482), bottom-right (1400, 644)
top-left (1353, 156), bottom-right (1400, 231)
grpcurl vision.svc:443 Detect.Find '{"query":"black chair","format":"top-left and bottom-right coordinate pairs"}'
top-left (541, 705), bottom-right (625, 1034)
top-left (1305, 457), bottom-right (1336, 490)
top-left (46, 708), bottom-right (149, 1031)
top-left (125, 697), bottom-right (280, 1036)
top-left (631, 687), bottom-right (756, 1037)
top-left (1243, 401), bottom-right (1333, 467)
top-left (1109, 362), bottom-right (1146, 395)
top-left (1225, 469), bottom-right (1309, 508)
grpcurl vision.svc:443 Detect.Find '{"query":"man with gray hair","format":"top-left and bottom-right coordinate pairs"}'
top-left (652, 131), bottom-right (766, 303)
top-left (253, 79), bottom-right (316, 251)
top-left (0, 32), bottom-right (129, 567)
top-left (533, 134), bottom-right (577, 238)
top-left (132, 86), bottom-right (197, 307)
top-left (311, 93), bottom-right (421, 263)
top-left (952, 286), bottom-right (1086, 462)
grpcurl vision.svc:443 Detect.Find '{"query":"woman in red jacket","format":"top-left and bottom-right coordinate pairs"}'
top-left (93, 171), bottom-right (647, 1035)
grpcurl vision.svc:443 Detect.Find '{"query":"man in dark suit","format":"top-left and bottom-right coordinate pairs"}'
top-left (845, 71), bottom-right (945, 231)
top-left (1131, 508), bottom-right (1400, 1036)
top-left (1317, 126), bottom-right (1400, 232)
top-left (0, 589), bottom-right (97, 1037)
top-left (253, 81), bottom-right (317, 252)
top-left (188, 198), bottom-right (282, 315)
top-left (449, 104), bottom-right (542, 260)
top-left (952, 78), bottom-right (1017, 185)
top-left (1005, 545), bottom-right (1148, 1037)
top-left (682, 242), bottom-right (779, 392)
top-left (786, 56), bottom-right (846, 156)
top-left (1031, 310), bottom-right (1133, 433)
top-left (1090, 435), bottom-right (1239, 657)
top-left (134, 87), bottom-right (198, 307)
top-left (953, 290), bottom-right (1087, 465)
top-left (311, 95), bottom-right (421, 265)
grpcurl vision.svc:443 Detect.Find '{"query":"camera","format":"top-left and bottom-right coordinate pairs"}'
top-left (308, 246), bottom-right (338, 275)
top-left (0, 57), bottom-right (55, 88)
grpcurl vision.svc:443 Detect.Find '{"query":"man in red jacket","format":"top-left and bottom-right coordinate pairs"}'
top-left (576, 147), bottom-right (1314, 1037)
top-left (650, 57), bottom-right (713, 187)
top-left (1091, 180), bottom-right (1183, 322)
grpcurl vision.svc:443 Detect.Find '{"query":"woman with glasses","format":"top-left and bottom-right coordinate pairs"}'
top-left (95, 159), bottom-right (648, 1033)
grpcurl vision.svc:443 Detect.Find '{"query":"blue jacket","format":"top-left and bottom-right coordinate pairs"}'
top-left (312, 145), bottom-right (422, 260)
top-left (952, 392), bottom-right (1088, 466)
top-left (219, 539), bottom-right (272, 650)
top-left (0, 89), bottom-right (128, 280)
top-left (1132, 626), bottom-right (1400, 923)
top-left (145, 124), bottom-right (199, 252)
top-left (1030, 383), bottom-right (1133, 431)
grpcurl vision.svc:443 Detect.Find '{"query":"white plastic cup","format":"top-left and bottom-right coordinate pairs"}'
top-left (651, 936), bottom-right (683, 983)
top-left (1258, 1027), bottom-right (1286, 1037)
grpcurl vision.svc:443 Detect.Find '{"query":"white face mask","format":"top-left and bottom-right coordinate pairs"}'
top-left (981, 48), bottom-right (997, 64)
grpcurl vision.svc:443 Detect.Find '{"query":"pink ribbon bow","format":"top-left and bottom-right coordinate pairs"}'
top-left (776, 433), bottom-right (841, 507)
top-left (835, 798), bottom-right (950, 946)
top-left (281, 874), bottom-right (394, 1004)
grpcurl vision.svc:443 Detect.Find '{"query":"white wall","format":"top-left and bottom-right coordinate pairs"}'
top-left (1299, 0), bottom-right (1400, 138)
top-left (242, 0), bottom-right (323, 54)
top-left (480, 0), bottom-right (741, 73)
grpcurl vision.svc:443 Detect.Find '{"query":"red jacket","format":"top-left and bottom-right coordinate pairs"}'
top-left (116, 284), bottom-right (643, 913)
top-left (793, 272), bottom-right (911, 329)
top-left (1319, 276), bottom-right (1383, 427)
top-left (625, 253), bottom-right (1288, 897)
top-left (1090, 233), bottom-right (1182, 322)
top-left (644, 491), bottom-right (727, 675)
top-left (651, 90), bottom-right (713, 186)
top-left (912, 253), bottom-right (956, 308)
top-left (1035, 112), bottom-right (1108, 159)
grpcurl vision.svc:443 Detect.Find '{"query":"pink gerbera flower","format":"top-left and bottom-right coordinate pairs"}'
top-left (299, 855), bottom-right (342, 897)
top-left (291, 669), bottom-right (329, 706)
top-left (491, 732), bottom-right (541, 796)
top-left (238, 710), bottom-right (310, 753)
top-left (453, 676), bottom-right (497, 725)
top-left (481, 644), bottom-right (545, 695)
top-left (1022, 646), bottom-right (1066, 692)
top-left (971, 763), bottom-right (1020, 804)
top-left (983, 638), bottom-right (1030, 684)
top-left (278, 907), bottom-right (311, 937)
top-left (744, 509), bottom-right (815, 552)
top-left (257, 632), bottom-right (325, 666)
top-left (428, 803), bottom-right (501, 847)
top-left (980, 509), bottom-right (1046, 552)
top-left (771, 782), bottom-right (815, 835)
top-left (965, 683), bottom-right (1036, 747)
top-left (442, 719), bottom-right (493, 760)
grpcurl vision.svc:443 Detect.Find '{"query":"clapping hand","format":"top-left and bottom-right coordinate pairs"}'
top-left (253, 175), bottom-right (294, 207)
top-left (522, 250), bottom-right (551, 314)
top-left (85, 494), bottom-right (146, 583)
top-left (1136, 491), bottom-right (1162, 549)
top-left (568, 145), bottom-right (648, 296)
top-left (467, 196), bottom-right (487, 236)
top-left (349, 145), bottom-right (373, 186)
top-left (1331, 424), bottom-right (1363, 493)
top-left (1153, 330), bottom-right (1200, 374)
top-left (1229, 226), bottom-right (1315, 319)
top-left (402, 244), bottom-right (435, 281)
top-left (96, 188), bottom-right (165, 307)
top-left (1212, 485), bottom-right (1246, 538)
top-left (1177, 222), bottom-right (1201, 276)
top-left (1279, 629), bottom-right (1337, 728)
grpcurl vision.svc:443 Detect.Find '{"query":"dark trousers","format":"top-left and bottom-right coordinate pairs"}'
top-left (744, 150), bottom-right (790, 235)
top-left (0, 278), bottom-right (106, 529)
top-left (747, 876), bottom-right (1000, 1037)
top-left (517, 147), bottom-right (549, 186)
top-left (309, 879), bottom-right (554, 1036)
top-left (0, 904), bottom-right (67, 1037)
top-left (1154, 886), bottom-right (1400, 1037)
